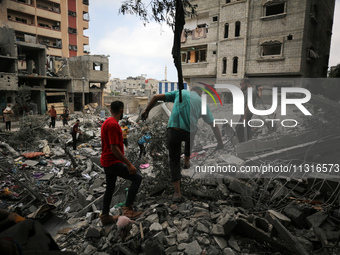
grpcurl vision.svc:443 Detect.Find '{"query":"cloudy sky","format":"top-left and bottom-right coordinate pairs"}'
top-left (87, 0), bottom-right (340, 82)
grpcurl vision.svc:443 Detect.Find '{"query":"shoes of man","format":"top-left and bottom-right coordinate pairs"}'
top-left (100, 214), bottom-right (119, 226)
top-left (122, 206), bottom-right (142, 219)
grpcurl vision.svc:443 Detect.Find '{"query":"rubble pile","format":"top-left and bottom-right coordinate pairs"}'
top-left (0, 106), bottom-right (340, 254)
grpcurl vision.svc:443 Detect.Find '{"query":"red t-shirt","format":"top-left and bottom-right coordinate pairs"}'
top-left (100, 117), bottom-right (124, 167)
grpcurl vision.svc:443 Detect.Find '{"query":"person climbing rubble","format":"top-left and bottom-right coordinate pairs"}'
top-left (100, 101), bottom-right (143, 225)
top-left (138, 126), bottom-right (151, 159)
top-left (71, 119), bottom-right (82, 150)
top-left (141, 86), bottom-right (223, 203)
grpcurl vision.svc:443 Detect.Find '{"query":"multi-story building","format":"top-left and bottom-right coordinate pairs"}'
top-left (0, 0), bottom-right (90, 58)
top-left (181, 0), bottom-right (336, 86)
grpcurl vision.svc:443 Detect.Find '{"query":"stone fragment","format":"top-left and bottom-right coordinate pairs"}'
top-left (265, 210), bottom-right (291, 227)
top-left (223, 248), bottom-right (236, 255)
top-left (177, 231), bottom-right (189, 243)
top-left (164, 235), bottom-right (176, 246)
top-left (184, 240), bottom-right (202, 255)
top-left (228, 235), bottom-right (240, 252)
top-left (211, 224), bottom-right (225, 236)
top-left (213, 236), bottom-right (228, 249)
top-left (150, 222), bottom-right (163, 231)
top-left (178, 243), bottom-right (187, 251)
top-left (306, 211), bottom-right (328, 228)
top-left (197, 222), bottom-right (209, 233)
top-left (85, 227), bottom-right (101, 238)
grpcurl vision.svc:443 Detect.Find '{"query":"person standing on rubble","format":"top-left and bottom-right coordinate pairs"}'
top-left (235, 78), bottom-right (263, 142)
top-left (100, 101), bottom-right (142, 225)
top-left (141, 87), bottom-right (223, 203)
top-left (138, 127), bottom-right (151, 159)
top-left (3, 104), bottom-right (13, 131)
top-left (71, 119), bottom-right (82, 150)
top-left (120, 120), bottom-right (129, 149)
top-left (60, 110), bottom-right (69, 126)
top-left (48, 105), bottom-right (57, 128)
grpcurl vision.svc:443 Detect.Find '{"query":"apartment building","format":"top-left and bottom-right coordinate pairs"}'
top-left (181, 0), bottom-right (336, 87)
top-left (0, 0), bottom-right (90, 58)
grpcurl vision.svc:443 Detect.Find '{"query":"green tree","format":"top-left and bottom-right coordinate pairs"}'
top-left (329, 64), bottom-right (340, 78)
top-left (119, 0), bottom-right (196, 27)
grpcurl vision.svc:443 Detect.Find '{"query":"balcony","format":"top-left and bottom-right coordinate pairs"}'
top-left (83, 36), bottom-right (89, 45)
top-left (83, 20), bottom-right (89, 30)
top-left (37, 26), bottom-right (61, 39)
top-left (8, 1), bottom-right (35, 16)
top-left (36, 8), bottom-right (61, 21)
top-left (8, 20), bottom-right (36, 34)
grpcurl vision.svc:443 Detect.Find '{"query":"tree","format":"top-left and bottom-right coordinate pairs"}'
top-left (329, 64), bottom-right (340, 78)
top-left (119, 0), bottom-right (196, 27)
top-left (120, 0), bottom-right (196, 102)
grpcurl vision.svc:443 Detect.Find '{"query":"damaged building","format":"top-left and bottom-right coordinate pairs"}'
top-left (0, 27), bottom-right (109, 113)
top-left (181, 0), bottom-right (335, 87)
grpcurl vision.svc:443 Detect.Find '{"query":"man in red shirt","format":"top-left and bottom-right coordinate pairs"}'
top-left (100, 101), bottom-right (142, 225)
top-left (48, 105), bottom-right (57, 128)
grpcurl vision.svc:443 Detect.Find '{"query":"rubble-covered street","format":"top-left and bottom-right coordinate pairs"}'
top-left (0, 96), bottom-right (340, 255)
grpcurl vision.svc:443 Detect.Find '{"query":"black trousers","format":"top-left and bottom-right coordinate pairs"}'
top-left (102, 163), bottom-right (142, 214)
top-left (5, 121), bottom-right (11, 131)
top-left (72, 133), bottom-right (77, 150)
top-left (167, 128), bottom-right (196, 183)
top-left (138, 143), bottom-right (145, 159)
top-left (62, 120), bottom-right (68, 126)
top-left (51, 117), bottom-right (56, 128)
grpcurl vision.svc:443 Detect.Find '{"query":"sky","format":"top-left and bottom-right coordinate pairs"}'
top-left (86, 0), bottom-right (340, 82)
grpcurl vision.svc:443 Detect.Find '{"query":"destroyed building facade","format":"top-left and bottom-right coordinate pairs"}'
top-left (181, 0), bottom-right (336, 86)
top-left (0, 27), bottom-right (108, 114)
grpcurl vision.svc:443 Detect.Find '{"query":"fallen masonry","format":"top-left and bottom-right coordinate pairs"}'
top-left (0, 104), bottom-right (339, 254)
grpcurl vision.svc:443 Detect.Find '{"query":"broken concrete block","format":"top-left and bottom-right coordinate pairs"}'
top-left (184, 240), bottom-right (202, 255)
top-left (196, 222), bottom-right (209, 233)
top-left (150, 222), bottom-right (163, 232)
top-left (85, 227), bottom-right (101, 238)
top-left (228, 179), bottom-right (254, 195)
top-left (153, 231), bottom-right (165, 245)
top-left (282, 205), bottom-right (305, 228)
top-left (177, 231), bottom-right (189, 243)
top-left (228, 235), bottom-right (240, 252)
top-left (164, 235), bottom-right (176, 246)
top-left (223, 248), bottom-right (236, 255)
top-left (306, 211), bottom-right (328, 228)
top-left (144, 238), bottom-right (166, 255)
top-left (213, 236), bottom-right (228, 249)
top-left (265, 210), bottom-right (291, 227)
top-left (146, 214), bottom-right (159, 223)
top-left (210, 224), bottom-right (225, 236)
top-left (177, 242), bottom-right (187, 251)
top-left (197, 236), bottom-right (210, 245)
top-left (165, 245), bottom-right (177, 254)
top-left (235, 218), bottom-right (271, 243)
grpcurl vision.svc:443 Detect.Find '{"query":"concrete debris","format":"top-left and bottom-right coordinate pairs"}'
top-left (0, 110), bottom-right (339, 255)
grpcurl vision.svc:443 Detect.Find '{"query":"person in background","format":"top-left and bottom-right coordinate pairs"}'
top-left (100, 101), bottom-right (142, 225)
top-left (71, 119), bottom-right (82, 150)
top-left (138, 127), bottom-right (151, 159)
top-left (121, 120), bottom-right (129, 149)
top-left (48, 105), bottom-right (57, 128)
top-left (60, 110), bottom-right (69, 126)
top-left (3, 105), bottom-right (13, 131)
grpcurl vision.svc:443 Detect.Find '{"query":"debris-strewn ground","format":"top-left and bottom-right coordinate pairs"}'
top-left (0, 99), bottom-right (340, 255)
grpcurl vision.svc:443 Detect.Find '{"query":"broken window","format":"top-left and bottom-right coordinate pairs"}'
top-left (83, 12), bottom-right (90, 21)
top-left (265, 1), bottom-right (285, 16)
top-left (83, 0), bottom-right (89, 5)
top-left (68, 10), bottom-right (77, 17)
top-left (68, 44), bottom-right (77, 51)
top-left (233, 57), bottom-right (238, 74)
top-left (307, 47), bottom-right (319, 60)
top-left (224, 23), bottom-right (229, 38)
top-left (213, 16), bottom-right (218, 22)
top-left (68, 27), bottom-right (77, 35)
top-left (195, 49), bottom-right (207, 62)
top-left (261, 41), bottom-right (282, 56)
top-left (181, 47), bottom-right (207, 63)
top-left (93, 62), bottom-right (103, 71)
top-left (16, 17), bottom-right (27, 24)
top-left (235, 21), bottom-right (241, 37)
top-left (222, 58), bottom-right (227, 74)
top-left (226, 0), bottom-right (230, 3)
